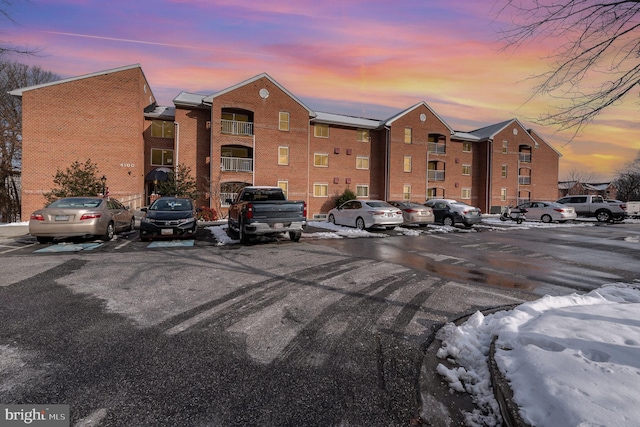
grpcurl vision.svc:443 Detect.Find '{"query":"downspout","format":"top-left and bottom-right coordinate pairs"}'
top-left (174, 121), bottom-right (180, 167)
top-left (384, 126), bottom-right (391, 201)
top-left (307, 117), bottom-right (311, 215)
top-left (486, 139), bottom-right (492, 213)
top-left (252, 134), bottom-right (256, 185)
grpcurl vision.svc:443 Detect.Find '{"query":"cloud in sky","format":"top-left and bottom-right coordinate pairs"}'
top-left (5, 0), bottom-right (639, 179)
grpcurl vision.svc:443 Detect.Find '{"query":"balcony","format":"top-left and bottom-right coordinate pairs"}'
top-left (221, 156), bottom-right (253, 172)
top-left (220, 192), bottom-right (238, 207)
top-left (428, 142), bottom-right (446, 154)
top-left (519, 176), bottom-right (531, 185)
top-left (221, 120), bottom-right (254, 136)
top-left (428, 170), bottom-right (445, 181)
top-left (519, 153), bottom-right (532, 162)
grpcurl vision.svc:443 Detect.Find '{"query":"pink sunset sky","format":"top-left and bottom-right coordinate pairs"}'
top-left (4, 0), bottom-right (638, 180)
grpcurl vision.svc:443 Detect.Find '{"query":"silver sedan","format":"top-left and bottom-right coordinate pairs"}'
top-left (386, 201), bottom-right (434, 226)
top-left (29, 196), bottom-right (135, 243)
top-left (515, 201), bottom-right (577, 223)
top-left (328, 199), bottom-right (403, 230)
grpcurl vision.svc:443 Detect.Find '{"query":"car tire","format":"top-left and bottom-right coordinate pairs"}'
top-left (355, 217), bottom-right (366, 230)
top-left (289, 231), bottom-right (302, 242)
top-left (541, 214), bottom-right (552, 223)
top-left (102, 222), bottom-right (115, 241)
top-left (328, 214), bottom-right (336, 224)
top-left (516, 218), bottom-right (523, 224)
top-left (418, 224), bottom-right (428, 228)
top-left (595, 210), bottom-right (612, 223)
top-left (443, 216), bottom-right (454, 227)
top-left (239, 220), bottom-right (250, 244)
top-left (128, 217), bottom-right (136, 231)
top-left (36, 236), bottom-right (54, 244)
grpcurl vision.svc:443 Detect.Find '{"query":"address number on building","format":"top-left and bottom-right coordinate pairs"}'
top-left (120, 163), bottom-right (135, 168)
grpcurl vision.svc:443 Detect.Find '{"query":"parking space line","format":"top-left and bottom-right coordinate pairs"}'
top-left (115, 240), bottom-right (132, 250)
top-left (1, 243), bottom-right (36, 254)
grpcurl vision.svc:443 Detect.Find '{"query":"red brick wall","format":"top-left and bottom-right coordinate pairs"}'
top-left (21, 67), bottom-right (150, 218)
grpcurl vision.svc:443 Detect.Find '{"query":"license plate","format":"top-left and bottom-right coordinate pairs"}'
top-left (161, 229), bottom-right (174, 235)
top-left (272, 223), bottom-right (283, 229)
top-left (55, 215), bottom-right (69, 221)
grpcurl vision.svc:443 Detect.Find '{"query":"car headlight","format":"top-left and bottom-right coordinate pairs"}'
top-left (179, 217), bottom-right (196, 224)
top-left (141, 217), bottom-right (153, 224)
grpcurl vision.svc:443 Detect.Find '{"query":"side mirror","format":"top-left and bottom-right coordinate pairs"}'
top-left (141, 207), bottom-right (148, 212)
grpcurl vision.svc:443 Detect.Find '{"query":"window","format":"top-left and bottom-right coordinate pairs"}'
top-left (314, 153), bottom-right (329, 167)
top-left (462, 142), bottom-right (472, 152)
top-left (404, 127), bottom-right (412, 144)
top-left (501, 165), bottom-right (507, 178)
top-left (151, 149), bottom-right (174, 166)
top-left (403, 185), bottom-right (411, 200)
top-left (356, 185), bottom-right (369, 198)
top-left (277, 181), bottom-right (288, 198)
top-left (356, 156), bottom-right (369, 169)
top-left (313, 183), bottom-right (328, 197)
top-left (357, 129), bottom-right (370, 142)
top-left (461, 188), bottom-right (471, 199)
top-left (404, 156), bottom-right (412, 172)
top-left (279, 112), bottom-right (290, 131)
top-left (501, 188), bottom-right (507, 201)
top-left (462, 164), bottom-right (471, 175)
top-left (151, 120), bottom-right (174, 138)
top-left (314, 124), bottom-right (329, 138)
top-left (502, 140), bottom-right (508, 154)
top-left (278, 146), bottom-right (289, 165)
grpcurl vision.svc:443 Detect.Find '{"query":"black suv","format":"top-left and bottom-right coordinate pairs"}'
top-left (139, 197), bottom-right (200, 241)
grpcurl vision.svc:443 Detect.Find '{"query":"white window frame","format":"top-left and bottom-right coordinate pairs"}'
top-left (151, 148), bottom-right (174, 166)
top-left (404, 127), bottom-right (412, 144)
top-left (357, 129), bottom-right (370, 142)
top-left (278, 146), bottom-right (289, 165)
top-left (313, 183), bottom-right (329, 197)
top-left (462, 164), bottom-right (471, 175)
top-left (404, 156), bottom-right (412, 172)
top-left (356, 156), bottom-right (369, 170)
top-left (461, 188), bottom-right (471, 199)
top-left (314, 153), bottom-right (329, 167)
top-left (356, 184), bottom-right (369, 198)
top-left (403, 185), bottom-right (411, 200)
top-left (501, 188), bottom-right (507, 201)
top-left (462, 142), bottom-right (472, 152)
top-left (314, 124), bottom-right (329, 138)
top-left (501, 164), bottom-right (508, 178)
top-left (151, 120), bottom-right (174, 139)
top-left (502, 140), bottom-right (508, 154)
top-left (279, 112), bottom-right (290, 131)
top-left (277, 180), bottom-right (288, 198)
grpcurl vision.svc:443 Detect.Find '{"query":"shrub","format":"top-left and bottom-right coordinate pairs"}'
top-left (197, 206), bottom-right (218, 221)
top-left (335, 188), bottom-right (357, 208)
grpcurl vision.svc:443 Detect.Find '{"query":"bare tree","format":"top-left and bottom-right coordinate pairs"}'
top-left (0, 1), bottom-right (37, 56)
top-left (0, 61), bottom-right (59, 221)
top-left (496, 1), bottom-right (640, 136)
top-left (614, 152), bottom-right (640, 201)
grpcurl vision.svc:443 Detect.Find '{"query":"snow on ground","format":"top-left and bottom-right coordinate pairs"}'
top-left (436, 282), bottom-right (640, 427)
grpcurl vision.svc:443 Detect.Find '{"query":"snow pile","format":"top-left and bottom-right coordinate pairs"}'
top-left (436, 282), bottom-right (640, 426)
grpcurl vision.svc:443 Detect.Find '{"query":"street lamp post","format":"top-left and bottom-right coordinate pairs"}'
top-left (100, 175), bottom-right (107, 197)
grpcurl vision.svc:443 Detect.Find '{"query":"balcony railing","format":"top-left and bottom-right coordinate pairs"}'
top-left (428, 170), bottom-right (445, 181)
top-left (221, 156), bottom-right (253, 172)
top-left (519, 153), bottom-right (532, 162)
top-left (221, 120), bottom-right (254, 136)
top-left (519, 176), bottom-right (531, 185)
top-left (428, 142), bottom-right (446, 154)
top-left (220, 192), bottom-right (238, 207)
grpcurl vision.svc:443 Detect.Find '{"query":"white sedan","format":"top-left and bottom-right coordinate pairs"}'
top-left (516, 201), bottom-right (577, 223)
top-left (328, 199), bottom-right (403, 230)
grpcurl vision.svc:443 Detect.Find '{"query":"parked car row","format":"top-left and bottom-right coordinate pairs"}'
top-left (29, 196), bottom-right (200, 243)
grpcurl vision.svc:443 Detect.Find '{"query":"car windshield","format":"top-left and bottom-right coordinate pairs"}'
top-left (366, 201), bottom-right (392, 208)
top-left (241, 189), bottom-right (286, 201)
top-left (150, 199), bottom-right (193, 211)
top-left (404, 203), bottom-right (424, 208)
top-left (47, 198), bottom-right (102, 208)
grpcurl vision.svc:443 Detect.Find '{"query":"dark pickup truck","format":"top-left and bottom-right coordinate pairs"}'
top-left (226, 186), bottom-right (307, 243)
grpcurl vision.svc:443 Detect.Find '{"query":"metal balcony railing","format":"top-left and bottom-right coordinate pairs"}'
top-left (519, 153), bottom-right (532, 162)
top-left (428, 142), bottom-right (446, 154)
top-left (428, 170), bottom-right (445, 181)
top-left (221, 157), bottom-right (253, 172)
top-left (220, 193), bottom-right (238, 207)
top-left (221, 120), bottom-right (254, 136)
top-left (519, 176), bottom-right (531, 185)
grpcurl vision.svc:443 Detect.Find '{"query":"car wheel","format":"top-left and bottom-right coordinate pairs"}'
top-left (541, 214), bottom-right (552, 223)
top-left (289, 231), bottom-right (302, 242)
top-left (239, 220), bottom-right (250, 244)
top-left (355, 217), bottom-right (366, 230)
top-left (36, 236), bottom-right (54, 244)
top-left (128, 217), bottom-right (135, 231)
top-left (102, 222), bottom-right (115, 241)
top-left (418, 224), bottom-right (428, 228)
top-left (442, 216), bottom-right (454, 227)
top-left (328, 214), bottom-right (336, 224)
top-left (516, 218), bottom-right (523, 224)
top-left (595, 210), bottom-right (612, 222)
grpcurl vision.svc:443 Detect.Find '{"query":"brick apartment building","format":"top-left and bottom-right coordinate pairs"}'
top-left (11, 64), bottom-right (561, 220)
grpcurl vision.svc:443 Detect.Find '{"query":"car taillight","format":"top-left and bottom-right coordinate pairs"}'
top-left (368, 211), bottom-right (385, 216)
top-left (246, 203), bottom-right (253, 220)
top-left (554, 208), bottom-right (566, 213)
top-left (405, 209), bottom-right (417, 213)
top-left (462, 210), bottom-right (469, 214)
top-left (30, 213), bottom-right (44, 221)
top-left (80, 212), bottom-right (101, 220)
top-left (621, 204), bottom-right (627, 210)
top-left (303, 202), bottom-right (307, 219)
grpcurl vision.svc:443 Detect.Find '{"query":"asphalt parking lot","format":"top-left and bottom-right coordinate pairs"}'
top-left (1, 220), bottom-right (639, 425)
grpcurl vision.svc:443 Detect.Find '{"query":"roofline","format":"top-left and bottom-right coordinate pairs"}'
top-left (203, 72), bottom-right (317, 118)
top-left (526, 127), bottom-right (563, 157)
top-left (9, 64), bottom-right (143, 98)
top-left (383, 101), bottom-right (455, 134)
